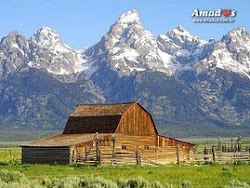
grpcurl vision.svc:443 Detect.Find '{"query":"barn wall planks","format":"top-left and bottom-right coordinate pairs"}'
top-left (115, 134), bottom-right (157, 150)
top-left (116, 104), bottom-right (157, 135)
top-left (22, 147), bottom-right (70, 164)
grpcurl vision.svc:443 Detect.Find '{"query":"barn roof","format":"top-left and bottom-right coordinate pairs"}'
top-left (63, 115), bottom-right (121, 134)
top-left (71, 102), bottom-right (135, 116)
top-left (63, 102), bottom-right (136, 134)
top-left (21, 134), bottom-right (112, 147)
top-left (158, 134), bottom-right (196, 146)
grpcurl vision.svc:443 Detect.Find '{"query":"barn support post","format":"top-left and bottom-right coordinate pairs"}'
top-left (71, 148), bottom-right (74, 163)
top-left (95, 132), bottom-right (99, 161)
top-left (157, 135), bottom-right (160, 147)
top-left (212, 146), bottom-right (216, 162)
top-left (75, 147), bottom-right (78, 164)
top-left (176, 145), bottom-right (180, 166)
top-left (84, 146), bottom-right (87, 160)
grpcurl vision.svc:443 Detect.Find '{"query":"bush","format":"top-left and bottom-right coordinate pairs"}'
top-left (0, 170), bottom-right (26, 183)
top-left (0, 170), bottom-right (41, 188)
top-left (117, 176), bottom-right (151, 188)
top-left (222, 165), bottom-right (230, 171)
top-left (225, 179), bottom-right (250, 188)
top-left (151, 181), bottom-right (171, 188)
top-left (0, 159), bottom-right (20, 166)
top-left (80, 176), bottom-right (117, 188)
top-left (180, 180), bottom-right (192, 188)
top-left (151, 181), bottom-right (163, 188)
top-left (41, 176), bottom-right (117, 188)
top-left (42, 176), bottom-right (81, 188)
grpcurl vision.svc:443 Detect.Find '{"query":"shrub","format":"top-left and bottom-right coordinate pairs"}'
top-left (222, 165), bottom-right (230, 171)
top-left (225, 179), bottom-right (250, 188)
top-left (0, 170), bottom-right (41, 188)
top-left (117, 176), bottom-right (150, 188)
top-left (80, 176), bottom-right (117, 188)
top-left (0, 170), bottom-right (26, 183)
top-left (48, 177), bottom-right (81, 188)
top-left (151, 181), bottom-right (163, 188)
top-left (41, 176), bottom-right (117, 188)
top-left (180, 180), bottom-right (192, 188)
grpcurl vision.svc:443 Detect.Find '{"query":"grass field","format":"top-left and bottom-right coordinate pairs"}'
top-left (0, 138), bottom-right (249, 187)
top-left (0, 163), bottom-right (249, 187)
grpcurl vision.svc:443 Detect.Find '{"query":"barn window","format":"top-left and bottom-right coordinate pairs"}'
top-left (122, 145), bottom-right (127, 150)
top-left (144, 145), bottom-right (149, 150)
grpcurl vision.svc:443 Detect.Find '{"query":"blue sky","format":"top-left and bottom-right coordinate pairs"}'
top-left (1, 0), bottom-right (249, 48)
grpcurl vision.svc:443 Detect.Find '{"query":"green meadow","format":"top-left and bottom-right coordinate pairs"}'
top-left (0, 146), bottom-right (250, 187)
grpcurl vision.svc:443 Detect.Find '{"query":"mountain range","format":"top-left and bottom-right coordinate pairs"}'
top-left (0, 9), bottom-right (249, 137)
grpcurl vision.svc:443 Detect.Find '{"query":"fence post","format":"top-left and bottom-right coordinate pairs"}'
top-left (204, 147), bottom-right (208, 164)
top-left (212, 146), bottom-right (216, 162)
top-left (95, 132), bottom-right (99, 161)
top-left (136, 150), bottom-right (141, 165)
top-left (217, 136), bottom-right (222, 152)
top-left (238, 136), bottom-right (242, 152)
top-left (231, 137), bottom-right (233, 152)
top-left (112, 135), bottom-right (116, 165)
top-left (176, 145), bottom-right (180, 166)
top-left (99, 150), bottom-right (102, 166)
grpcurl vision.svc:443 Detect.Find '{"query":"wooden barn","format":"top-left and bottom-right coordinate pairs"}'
top-left (21, 102), bottom-right (195, 165)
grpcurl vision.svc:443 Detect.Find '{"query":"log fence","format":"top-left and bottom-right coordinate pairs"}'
top-left (72, 135), bottom-right (250, 166)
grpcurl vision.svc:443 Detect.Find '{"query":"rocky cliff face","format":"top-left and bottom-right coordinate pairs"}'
top-left (0, 9), bottom-right (249, 136)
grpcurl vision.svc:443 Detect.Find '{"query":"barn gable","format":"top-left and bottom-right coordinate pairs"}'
top-left (116, 103), bottom-right (158, 135)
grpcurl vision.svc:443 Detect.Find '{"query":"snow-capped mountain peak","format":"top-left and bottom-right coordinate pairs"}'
top-left (224, 26), bottom-right (248, 39)
top-left (107, 9), bottom-right (144, 46)
top-left (167, 25), bottom-right (207, 46)
top-left (27, 27), bottom-right (89, 77)
top-left (90, 9), bottom-right (172, 76)
top-left (2, 30), bottom-right (28, 46)
top-left (201, 26), bottom-right (250, 78)
top-left (158, 26), bottom-right (208, 56)
top-left (157, 26), bottom-right (210, 76)
top-left (31, 26), bottom-right (70, 51)
top-left (0, 30), bottom-right (29, 78)
top-left (118, 9), bottom-right (140, 24)
top-left (0, 10), bottom-right (249, 80)
top-left (7, 30), bottom-right (24, 37)
top-left (33, 27), bottom-right (60, 41)
top-left (172, 25), bottom-right (192, 38)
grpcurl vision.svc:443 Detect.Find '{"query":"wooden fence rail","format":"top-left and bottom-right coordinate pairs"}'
top-left (72, 135), bottom-right (250, 166)
top-left (73, 146), bottom-right (250, 166)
